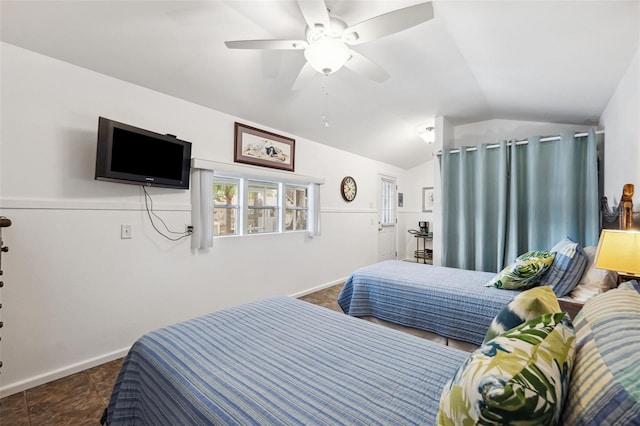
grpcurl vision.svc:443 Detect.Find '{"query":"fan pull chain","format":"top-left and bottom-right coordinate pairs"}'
top-left (322, 74), bottom-right (330, 128)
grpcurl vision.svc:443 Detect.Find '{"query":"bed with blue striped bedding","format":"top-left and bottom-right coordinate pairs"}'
top-left (338, 260), bottom-right (520, 346)
top-left (105, 296), bottom-right (469, 425)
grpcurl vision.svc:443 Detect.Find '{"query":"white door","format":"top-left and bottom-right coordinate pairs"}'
top-left (378, 176), bottom-right (397, 262)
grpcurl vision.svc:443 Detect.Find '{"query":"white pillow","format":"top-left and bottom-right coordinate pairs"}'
top-left (569, 246), bottom-right (618, 302)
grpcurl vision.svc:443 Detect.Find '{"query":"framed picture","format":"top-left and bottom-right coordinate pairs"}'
top-left (422, 187), bottom-right (434, 212)
top-left (398, 192), bottom-right (404, 207)
top-left (234, 122), bottom-right (295, 172)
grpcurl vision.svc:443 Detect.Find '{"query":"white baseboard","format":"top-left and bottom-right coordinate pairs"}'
top-left (288, 277), bottom-right (347, 298)
top-left (0, 347), bottom-right (130, 398)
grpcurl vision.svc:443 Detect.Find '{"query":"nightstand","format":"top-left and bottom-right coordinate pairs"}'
top-left (409, 230), bottom-right (432, 264)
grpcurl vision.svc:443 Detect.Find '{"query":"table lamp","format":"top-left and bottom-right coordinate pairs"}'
top-left (595, 229), bottom-right (640, 279)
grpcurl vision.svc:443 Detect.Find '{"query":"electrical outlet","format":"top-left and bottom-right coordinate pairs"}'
top-left (121, 224), bottom-right (132, 239)
top-left (186, 225), bottom-right (193, 234)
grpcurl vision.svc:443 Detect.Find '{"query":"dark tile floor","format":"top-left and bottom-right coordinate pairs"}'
top-left (0, 284), bottom-right (344, 425)
top-left (298, 282), bottom-right (343, 312)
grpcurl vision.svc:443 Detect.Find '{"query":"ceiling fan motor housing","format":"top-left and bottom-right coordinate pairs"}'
top-left (305, 17), bottom-right (347, 42)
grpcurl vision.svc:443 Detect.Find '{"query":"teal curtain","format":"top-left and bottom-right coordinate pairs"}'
top-left (442, 141), bottom-right (509, 271)
top-left (442, 129), bottom-right (599, 272)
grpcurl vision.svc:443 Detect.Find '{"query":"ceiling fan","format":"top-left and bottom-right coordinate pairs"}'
top-left (224, 1), bottom-right (434, 90)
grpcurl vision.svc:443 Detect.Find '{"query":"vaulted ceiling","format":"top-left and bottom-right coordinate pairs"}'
top-left (2, 1), bottom-right (638, 169)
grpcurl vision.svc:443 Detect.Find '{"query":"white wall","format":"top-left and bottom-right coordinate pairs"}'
top-left (431, 116), bottom-right (452, 266)
top-left (0, 43), bottom-right (410, 396)
top-left (600, 48), bottom-right (640, 209)
top-left (452, 119), bottom-right (594, 149)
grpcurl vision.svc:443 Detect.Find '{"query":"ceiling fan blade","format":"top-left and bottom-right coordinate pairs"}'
top-left (343, 50), bottom-right (389, 83)
top-left (343, 2), bottom-right (434, 45)
top-left (292, 62), bottom-right (317, 91)
top-left (225, 40), bottom-right (308, 50)
top-left (297, 0), bottom-right (331, 31)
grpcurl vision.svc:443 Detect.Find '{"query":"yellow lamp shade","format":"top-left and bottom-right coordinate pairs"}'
top-left (595, 229), bottom-right (640, 276)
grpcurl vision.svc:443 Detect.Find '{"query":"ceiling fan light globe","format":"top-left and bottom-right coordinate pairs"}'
top-left (418, 126), bottom-right (435, 143)
top-left (304, 38), bottom-right (350, 75)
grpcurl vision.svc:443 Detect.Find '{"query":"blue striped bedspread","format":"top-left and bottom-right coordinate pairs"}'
top-left (338, 260), bottom-right (520, 345)
top-left (106, 296), bottom-right (469, 425)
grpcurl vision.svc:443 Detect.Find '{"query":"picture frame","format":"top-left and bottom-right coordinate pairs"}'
top-left (234, 122), bottom-right (295, 172)
top-left (422, 187), bottom-right (434, 212)
top-left (398, 192), bottom-right (404, 207)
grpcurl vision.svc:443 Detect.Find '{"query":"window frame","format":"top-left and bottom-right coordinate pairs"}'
top-left (284, 183), bottom-right (309, 233)
top-left (213, 175), bottom-right (311, 237)
top-left (380, 177), bottom-right (396, 227)
top-left (192, 158), bottom-right (324, 244)
top-left (246, 179), bottom-right (280, 235)
top-left (213, 177), bottom-right (241, 237)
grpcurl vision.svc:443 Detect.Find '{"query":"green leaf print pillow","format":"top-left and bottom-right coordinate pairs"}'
top-left (485, 250), bottom-right (556, 290)
top-left (483, 285), bottom-right (561, 344)
top-left (437, 312), bottom-right (575, 426)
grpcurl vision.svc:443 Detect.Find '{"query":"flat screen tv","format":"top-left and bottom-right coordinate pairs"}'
top-left (95, 117), bottom-right (192, 189)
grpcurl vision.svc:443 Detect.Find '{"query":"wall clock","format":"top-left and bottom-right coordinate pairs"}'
top-left (340, 176), bottom-right (357, 202)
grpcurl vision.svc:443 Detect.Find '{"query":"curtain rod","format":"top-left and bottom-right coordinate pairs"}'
top-left (435, 130), bottom-right (604, 156)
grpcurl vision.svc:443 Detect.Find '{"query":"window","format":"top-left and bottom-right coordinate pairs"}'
top-left (380, 178), bottom-right (396, 226)
top-left (192, 160), bottom-right (322, 248)
top-left (247, 181), bottom-right (279, 234)
top-left (213, 178), bottom-right (240, 236)
top-left (213, 178), bottom-right (312, 236)
top-left (285, 185), bottom-right (308, 231)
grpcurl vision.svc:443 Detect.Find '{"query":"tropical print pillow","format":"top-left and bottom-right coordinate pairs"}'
top-left (485, 250), bottom-right (556, 290)
top-left (483, 285), bottom-right (561, 343)
top-left (438, 312), bottom-right (575, 426)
